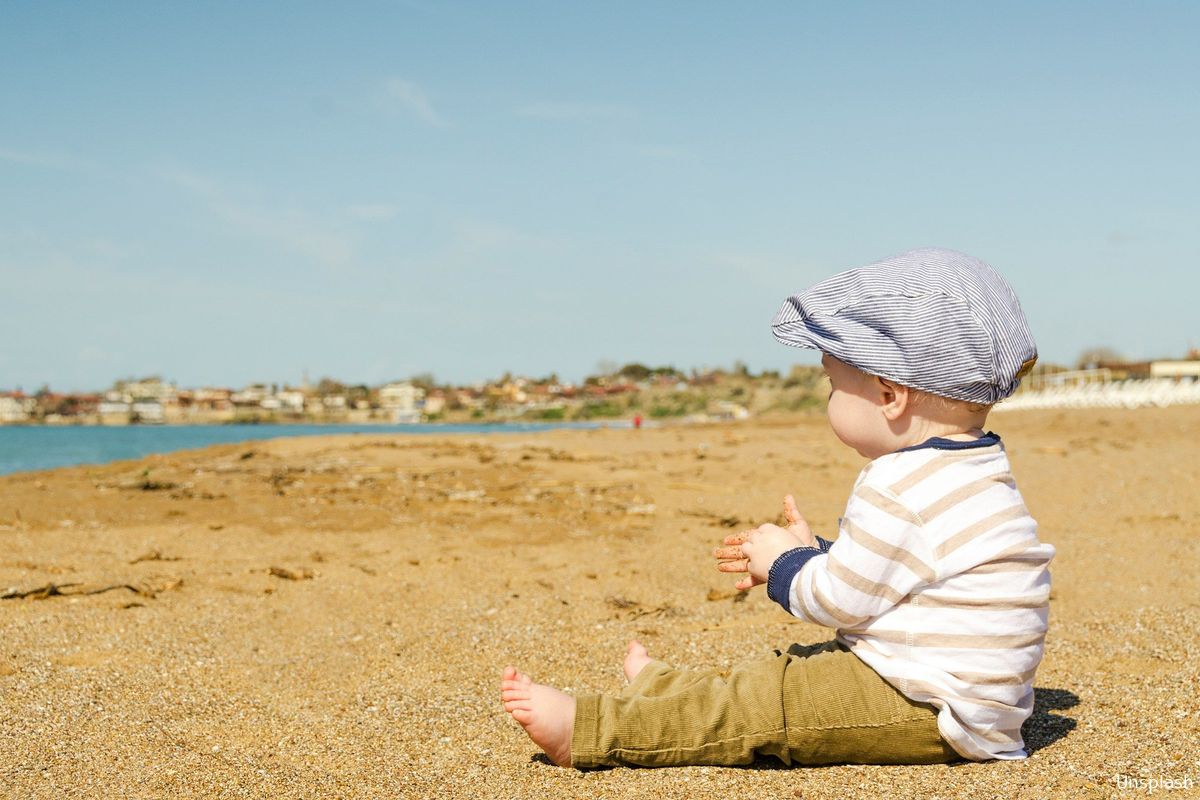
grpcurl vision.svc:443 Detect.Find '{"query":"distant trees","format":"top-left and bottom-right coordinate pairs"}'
top-left (617, 363), bottom-right (651, 381)
top-left (617, 363), bottom-right (687, 381)
top-left (316, 378), bottom-right (345, 396)
top-left (584, 363), bottom-right (688, 385)
top-left (1076, 347), bottom-right (1124, 370)
top-left (409, 372), bottom-right (437, 390)
top-left (347, 384), bottom-right (371, 406)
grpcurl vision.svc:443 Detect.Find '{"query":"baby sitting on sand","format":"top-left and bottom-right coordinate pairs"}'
top-left (501, 248), bottom-right (1056, 768)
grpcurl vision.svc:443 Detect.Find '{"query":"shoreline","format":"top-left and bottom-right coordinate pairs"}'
top-left (0, 419), bottom-right (634, 478)
top-left (0, 416), bottom-right (629, 428)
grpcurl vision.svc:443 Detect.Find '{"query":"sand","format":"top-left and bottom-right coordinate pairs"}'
top-left (1, 407), bottom-right (1198, 799)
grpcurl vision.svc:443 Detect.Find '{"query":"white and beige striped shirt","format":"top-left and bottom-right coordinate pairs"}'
top-left (784, 433), bottom-right (1054, 761)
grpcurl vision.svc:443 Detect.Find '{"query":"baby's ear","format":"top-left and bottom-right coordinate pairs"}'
top-left (875, 375), bottom-right (911, 420)
top-left (873, 374), bottom-right (900, 400)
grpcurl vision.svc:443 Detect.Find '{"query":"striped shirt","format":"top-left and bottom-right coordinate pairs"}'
top-left (770, 432), bottom-right (1054, 761)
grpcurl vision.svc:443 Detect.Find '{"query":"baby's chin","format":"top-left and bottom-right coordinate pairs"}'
top-left (832, 430), bottom-right (885, 460)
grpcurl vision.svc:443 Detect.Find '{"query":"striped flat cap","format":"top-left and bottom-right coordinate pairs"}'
top-left (771, 248), bottom-right (1037, 404)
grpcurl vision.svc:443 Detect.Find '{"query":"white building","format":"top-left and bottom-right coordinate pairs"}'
top-left (0, 394), bottom-right (33, 423)
top-left (318, 395), bottom-right (347, 411)
top-left (131, 400), bottom-right (165, 423)
top-left (714, 400), bottom-right (751, 420)
top-left (1150, 360), bottom-right (1200, 378)
top-left (114, 377), bottom-right (177, 404)
top-left (275, 390), bottom-right (307, 413)
top-left (379, 382), bottom-right (426, 423)
top-left (98, 400), bottom-right (132, 419)
top-left (423, 393), bottom-right (447, 416)
top-left (231, 384), bottom-right (270, 406)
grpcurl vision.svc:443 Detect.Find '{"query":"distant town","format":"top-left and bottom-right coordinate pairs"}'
top-left (2, 349), bottom-right (1198, 426)
top-left (0, 363), bottom-right (824, 426)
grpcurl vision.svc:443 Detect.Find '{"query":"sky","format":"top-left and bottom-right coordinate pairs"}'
top-left (1, 1), bottom-right (1197, 392)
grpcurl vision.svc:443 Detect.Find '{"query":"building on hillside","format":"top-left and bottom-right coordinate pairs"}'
top-left (131, 400), bottom-right (165, 424)
top-left (379, 381), bottom-right (426, 422)
top-left (70, 394), bottom-right (102, 418)
top-left (114, 377), bottom-right (177, 404)
top-left (192, 388), bottom-right (234, 412)
top-left (98, 393), bottom-right (132, 424)
top-left (0, 393), bottom-right (34, 423)
top-left (453, 389), bottom-right (482, 410)
top-left (317, 395), bottom-right (348, 414)
top-left (1150, 360), bottom-right (1200, 379)
top-left (231, 384), bottom-right (270, 407)
top-left (714, 400), bottom-right (751, 421)
top-left (275, 390), bottom-right (307, 413)
top-left (423, 391), bottom-right (447, 416)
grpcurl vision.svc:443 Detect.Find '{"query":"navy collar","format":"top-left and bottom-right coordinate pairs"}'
top-left (895, 430), bottom-right (1002, 454)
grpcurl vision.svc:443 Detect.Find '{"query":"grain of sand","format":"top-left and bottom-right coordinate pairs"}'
top-left (1, 407), bottom-right (1198, 798)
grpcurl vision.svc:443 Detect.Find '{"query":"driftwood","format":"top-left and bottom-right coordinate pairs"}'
top-left (604, 595), bottom-right (684, 619)
top-left (680, 510), bottom-right (743, 527)
top-left (268, 566), bottom-right (314, 581)
top-left (2, 578), bottom-right (182, 601)
top-left (128, 549), bottom-right (181, 565)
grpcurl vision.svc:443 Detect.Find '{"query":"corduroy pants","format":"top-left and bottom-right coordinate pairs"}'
top-left (571, 639), bottom-right (963, 768)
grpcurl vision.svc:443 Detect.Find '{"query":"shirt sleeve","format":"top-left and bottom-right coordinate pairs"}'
top-left (763, 534), bottom-right (837, 611)
top-left (783, 483), bottom-right (938, 628)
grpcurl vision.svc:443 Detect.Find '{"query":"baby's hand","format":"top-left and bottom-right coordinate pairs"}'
top-left (713, 494), bottom-right (817, 591)
top-left (780, 494), bottom-right (817, 548)
top-left (742, 524), bottom-right (808, 585)
top-left (713, 532), bottom-right (757, 590)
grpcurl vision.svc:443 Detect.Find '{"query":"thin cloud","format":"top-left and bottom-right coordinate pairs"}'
top-left (158, 164), bottom-right (220, 195)
top-left (711, 252), bottom-right (814, 291)
top-left (0, 145), bottom-right (94, 171)
top-left (348, 204), bottom-right (401, 222)
top-left (219, 205), bottom-right (353, 266)
top-left (158, 164), bottom-right (354, 267)
top-left (515, 102), bottom-right (634, 121)
top-left (453, 219), bottom-right (547, 253)
top-left (635, 144), bottom-right (691, 160)
top-left (430, 218), bottom-right (560, 273)
top-left (84, 237), bottom-right (140, 260)
top-left (78, 345), bottom-right (112, 363)
top-left (383, 78), bottom-right (448, 127)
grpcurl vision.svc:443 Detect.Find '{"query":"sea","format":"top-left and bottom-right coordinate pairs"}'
top-left (0, 421), bottom-right (609, 477)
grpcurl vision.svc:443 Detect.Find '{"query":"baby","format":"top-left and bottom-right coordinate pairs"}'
top-left (502, 247), bottom-right (1055, 768)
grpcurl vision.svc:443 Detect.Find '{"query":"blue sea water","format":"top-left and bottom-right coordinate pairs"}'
top-left (0, 422), bottom-right (608, 477)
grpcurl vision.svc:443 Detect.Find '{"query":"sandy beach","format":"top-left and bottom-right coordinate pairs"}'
top-left (1, 407), bottom-right (1197, 799)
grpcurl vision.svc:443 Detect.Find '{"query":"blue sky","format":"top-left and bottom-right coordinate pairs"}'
top-left (2, 1), bottom-right (1197, 392)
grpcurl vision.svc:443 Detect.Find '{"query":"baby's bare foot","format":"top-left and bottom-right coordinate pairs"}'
top-left (500, 666), bottom-right (575, 767)
top-left (623, 640), bottom-right (652, 683)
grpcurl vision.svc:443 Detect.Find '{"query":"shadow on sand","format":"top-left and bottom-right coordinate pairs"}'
top-left (1021, 686), bottom-right (1079, 753)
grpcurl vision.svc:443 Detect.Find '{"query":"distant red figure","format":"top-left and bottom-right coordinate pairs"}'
top-left (633, 414), bottom-right (642, 429)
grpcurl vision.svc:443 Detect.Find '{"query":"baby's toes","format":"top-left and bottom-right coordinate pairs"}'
top-left (502, 682), bottom-right (532, 700)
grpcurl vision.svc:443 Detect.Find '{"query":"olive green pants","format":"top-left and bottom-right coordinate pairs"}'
top-left (572, 639), bottom-right (963, 768)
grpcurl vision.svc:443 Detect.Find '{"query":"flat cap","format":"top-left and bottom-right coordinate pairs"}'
top-left (771, 248), bottom-right (1037, 404)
